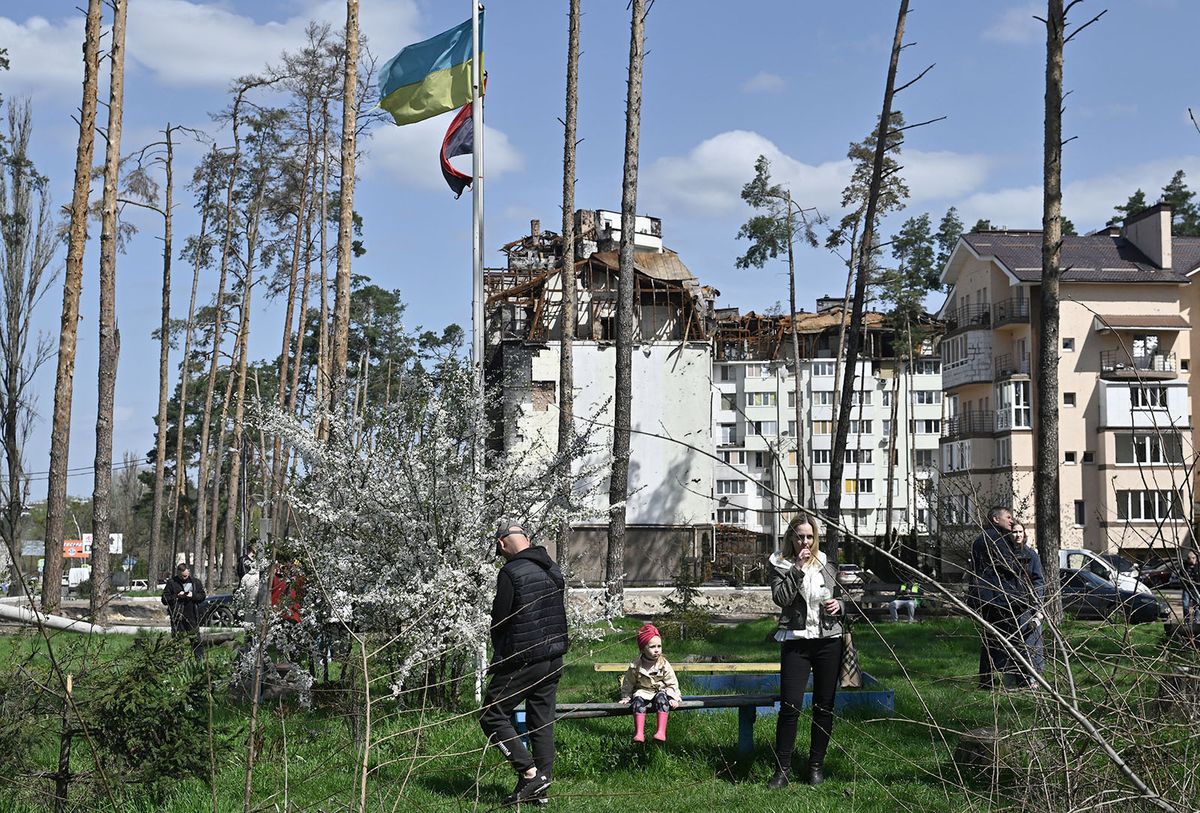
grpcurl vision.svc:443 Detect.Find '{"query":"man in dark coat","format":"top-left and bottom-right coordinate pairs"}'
top-left (162, 562), bottom-right (206, 658)
top-left (479, 521), bottom-right (569, 807)
top-left (972, 506), bottom-right (1044, 689)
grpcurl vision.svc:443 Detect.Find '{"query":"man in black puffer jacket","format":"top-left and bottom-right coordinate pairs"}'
top-left (479, 521), bottom-right (569, 806)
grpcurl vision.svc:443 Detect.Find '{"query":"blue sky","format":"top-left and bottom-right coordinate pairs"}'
top-left (2, 0), bottom-right (1199, 496)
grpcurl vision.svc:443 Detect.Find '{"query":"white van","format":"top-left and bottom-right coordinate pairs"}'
top-left (1059, 549), bottom-right (1149, 593)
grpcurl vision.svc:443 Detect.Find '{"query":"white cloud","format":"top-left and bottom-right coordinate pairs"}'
top-left (982, 4), bottom-right (1043, 45)
top-left (955, 156), bottom-right (1200, 231)
top-left (364, 116), bottom-right (522, 191)
top-left (0, 0), bottom-right (422, 93)
top-left (642, 130), bottom-right (991, 220)
top-left (741, 72), bottom-right (785, 94)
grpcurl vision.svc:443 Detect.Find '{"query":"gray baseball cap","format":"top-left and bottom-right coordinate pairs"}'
top-left (495, 521), bottom-right (528, 539)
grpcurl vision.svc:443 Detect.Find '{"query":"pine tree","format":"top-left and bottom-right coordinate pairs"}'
top-left (1160, 170), bottom-right (1200, 236)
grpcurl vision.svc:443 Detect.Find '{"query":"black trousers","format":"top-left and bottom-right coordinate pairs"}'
top-left (774, 636), bottom-right (842, 771)
top-left (479, 657), bottom-right (563, 775)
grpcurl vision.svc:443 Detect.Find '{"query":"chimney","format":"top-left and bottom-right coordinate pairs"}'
top-left (1122, 202), bottom-right (1173, 269)
top-left (530, 219), bottom-right (541, 242)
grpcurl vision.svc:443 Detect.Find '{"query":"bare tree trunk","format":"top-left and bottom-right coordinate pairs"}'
top-left (42, 0), bottom-right (102, 612)
top-left (205, 343), bottom-right (240, 585)
top-left (90, 0), bottom-right (129, 624)
top-left (170, 146), bottom-right (215, 573)
top-left (785, 192), bottom-right (807, 511)
top-left (1037, 0), bottom-right (1065, 621)
top-left (831, 222), bottom-right (859, 429)
top-left (883, 346), bottom-right (904, 545)
top-left (557, 0), bottom-right (581, 575)
top-left (826, 0), bottom-right (908, 563)
top-left (223, 272), bottom-right (254, 586)
top-left (148, 125), bottom-right (176, 591)
top-left (330, 0), bottom-right (359, 408)
top-left (605, 0), bottom-right (645, 602)
top-left (316, 105), bottom-right (332, 438)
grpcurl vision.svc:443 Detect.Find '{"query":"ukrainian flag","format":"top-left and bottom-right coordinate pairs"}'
top-left (379, 15), bottom-right (483, 126)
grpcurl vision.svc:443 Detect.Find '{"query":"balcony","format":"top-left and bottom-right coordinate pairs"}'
top-left (1099, 351), bottom-right (1178, 380)
top-left (944, 303), bottom-right (992, 337)
top-left (942, 411), bottom-right (996, 439)
top-left (994, 352), bottom-right (1031, 381)
top-left (991, 298), bottom-right (1030, 329)
top-left (944, 358), bottom-right (994, 389)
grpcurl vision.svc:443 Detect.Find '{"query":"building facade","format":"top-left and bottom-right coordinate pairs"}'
top-left (938, 204), bottom-right (1200, 560)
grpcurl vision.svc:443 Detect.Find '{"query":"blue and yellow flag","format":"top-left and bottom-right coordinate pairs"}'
top-left (378, 15), bottom-right (483, 126)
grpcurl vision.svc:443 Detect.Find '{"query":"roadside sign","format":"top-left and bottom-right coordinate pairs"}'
top-left (63, 539), bottom-right (88, 558)
top-left (21, 540), bottom-right (44, 557)
top-left (81, 533), bottom-right (124, 554)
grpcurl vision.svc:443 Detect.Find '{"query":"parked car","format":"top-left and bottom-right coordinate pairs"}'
top-left (199, 594), bottom-right (240, 627)
top-left (1136, 557), bottom-right (1179, 589)
top-left (1060, 549), bottom-right (1149, 593)
top-left (1059, 568), bottom-right (1167, 624)
top-left (1098, 553), bottom-right (1138, 576)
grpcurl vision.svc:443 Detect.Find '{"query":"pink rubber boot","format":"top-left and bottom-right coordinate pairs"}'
top-left (632, 713), bottom-right (646, 743)
top-left (653, 711), bottom-right (669, 742)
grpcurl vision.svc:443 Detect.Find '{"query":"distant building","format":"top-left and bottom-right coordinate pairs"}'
top-left (938, 203), bottom-right (1200, 559)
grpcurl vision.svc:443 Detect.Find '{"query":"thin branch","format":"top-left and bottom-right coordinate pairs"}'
top-left (894, 63), bottom-right (935, 94)
top-left (1064, 9), bottom-right (1107, 44)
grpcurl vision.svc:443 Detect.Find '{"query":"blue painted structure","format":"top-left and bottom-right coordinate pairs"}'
top-left (687, 671), bottom-right (895, 714)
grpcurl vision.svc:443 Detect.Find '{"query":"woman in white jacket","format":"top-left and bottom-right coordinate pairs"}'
top-left (766, 515), bottom-right (844, 788)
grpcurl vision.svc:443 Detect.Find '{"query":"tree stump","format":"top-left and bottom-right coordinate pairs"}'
top-left (1157, 666), bottom-right (1200, 723)
top-left (954, 726), bottom-right (1007, 785)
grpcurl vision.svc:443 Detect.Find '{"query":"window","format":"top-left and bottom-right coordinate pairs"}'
top-left (747, 391), bottom-right (776, 407)
top-left (812, 449), bottom-right (831, 465)
top-left (844, 449), bottom-right (873, 464)
top-left (996, 437), bottom-right (1011, 467)
top-left (915, 390), bottom-right (942, 405)
top-left (882, 390), bottom-right (893, 407)
top-left (1064, 392), bottom-right (1076, 407)
top-left (716, 508), bottom-right (746, 525)
top-left (720, 392), bottom-right (737, 411)
top-left (787, 390), bottom-right (796, 408)
top-left (1116, 490), bottom-right (1183, 521)
top-left (843, 479), bottom-right (873, 494)
top-left (716, 480), bottom-right (746, 495)
top-left (757, 510), bottom-right (774, 526)
top-left (1082, 451), bottom-right (1095, 464)
top-left (1183, 359), bottom-right (1191, 372)
top-left (813, 421), bottom-right (833, 435)
top-left (720, 450), bottom-right (745, 465)
top-left (812, 361), bottom-right (836, 376)
top-left (1012, 381), bottom-right (1032, 427)
top-left (718, 423), bottom-right (737, 445)
top-left (754, 452), bottom-right (765, 469)
top-left (719, 365), bottom-right (734, 382)
top-left (1064, 451), bottom-right (1077, 464)
top-left (913, 359), bottom-right (941, 375)
top-left (1062, 337), bottom-right (1075, 352)
top-left (813, 390), bottom-right (835, 406)
top-left (915, 449), bottom-right (935, 469)
top-left (813, 479), bottom-right (830, 494)
top-left (752, 420), bottom-right (778, 437)
top-left (787, 420), bottom-right (797, 436)
top-left (881, 419), bottom-right (892, 438)
top-left (850, 390), bottom-right (872, 406)
top-left (1074, 500), bottom-right (1085, 527)
top-left (756, 481), bottom-right (773, 498)
top-left (849, 419), bottom-right (873, 434)
top-left (1130, 385), bottom-right (1168, 409)
top-left (911, 419), bottom-right (941, 434)
top-left (1115, 432), bottom-right (1185, 464)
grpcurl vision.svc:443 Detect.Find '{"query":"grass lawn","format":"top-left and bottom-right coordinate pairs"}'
top-left (0, 615), bottom-right (1185, 812)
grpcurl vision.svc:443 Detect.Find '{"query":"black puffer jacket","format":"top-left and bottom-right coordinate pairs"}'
top-left (489, 547), bottom-right (569, 673)
top-left (162, 574), bottom-right (207, 631)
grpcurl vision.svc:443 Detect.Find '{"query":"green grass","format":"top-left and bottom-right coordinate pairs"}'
top-left (0, 616), bottom-right (1190, 812)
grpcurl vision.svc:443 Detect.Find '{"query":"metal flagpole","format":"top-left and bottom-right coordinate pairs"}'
top-left (471, 4), bottom-right (485, 385)
top-left (471, 0), bottom-right (487, 704)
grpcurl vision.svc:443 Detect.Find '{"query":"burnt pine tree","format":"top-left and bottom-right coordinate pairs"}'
top-left (91, 0), bottom-right (129, 623)
top-left (556, 0), bottom-right (582, 576)
top-left (42, 0), bottom-right (102, 612)
top-left (330, 0), bottom-right (359, 408)
top-left (606, 0), bottom-right (646, 604)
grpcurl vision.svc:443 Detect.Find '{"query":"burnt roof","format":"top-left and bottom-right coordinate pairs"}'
top-left (962, 231), bottom-right (1200, 284)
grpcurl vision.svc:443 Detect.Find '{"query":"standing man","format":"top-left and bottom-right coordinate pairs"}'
top-left (162, 562), bottom-right (207, 659)
top-left (479, 521), bottom-right (569, 806)
top-left (1181, 549), bottom-right (1200, 625)
top-left (972, 506), bottom-right (1044, 689)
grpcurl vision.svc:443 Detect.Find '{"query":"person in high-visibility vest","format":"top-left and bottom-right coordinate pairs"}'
top-left (889, 578), bottom-right (920, 623)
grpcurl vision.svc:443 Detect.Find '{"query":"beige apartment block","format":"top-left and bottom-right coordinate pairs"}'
top-left (938, 204), bottom-right (1200, 559)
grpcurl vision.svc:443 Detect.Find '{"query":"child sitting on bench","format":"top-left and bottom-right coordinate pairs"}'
top-left (619, 623), bottom-right (682, 742)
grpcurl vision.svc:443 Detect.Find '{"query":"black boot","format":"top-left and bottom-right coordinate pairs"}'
top-left (767, 768), bottom-right (790, 789)
top-left (807, 761), bottom-right (825, 785)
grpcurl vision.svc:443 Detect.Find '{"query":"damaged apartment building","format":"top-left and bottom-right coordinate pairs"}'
top-left (485, 211), bottom-right (716, 585)
top-left (484, 211), bottom-right (944, 584)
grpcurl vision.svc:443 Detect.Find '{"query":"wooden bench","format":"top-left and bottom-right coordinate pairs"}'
top-left (513, 694), bottom-right (777, 755)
